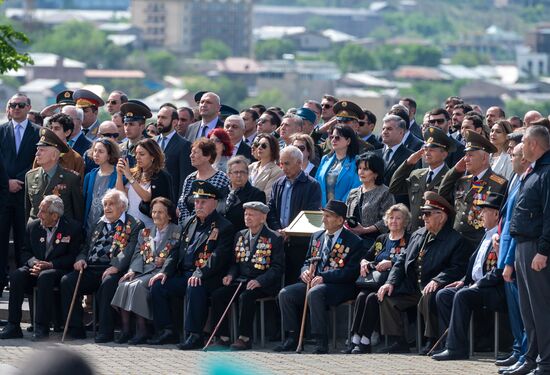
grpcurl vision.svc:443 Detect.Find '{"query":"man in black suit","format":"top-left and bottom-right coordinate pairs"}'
top-left (359, 110), bottom-right (383, 150)
top-left (224, 115), bottom-right (253, 161)
top-left (0, 195), bottom-right (82, 341)
top-left (0, 93), bottom-right (41, 293)
top-left (63, 105), bottom-right (92, 157)
top-left (399, 97), bottom-right (423, 139)
top-left (155, 104), bottom-right (194, 201)
top-left (391, 105), bottom-right (424, 152)
top-left (185, 92), bottom-right (224, 142)
top-left (428, 108), bottom-right (465, 168)
top-left (275, 200), bottom-right (362, 354)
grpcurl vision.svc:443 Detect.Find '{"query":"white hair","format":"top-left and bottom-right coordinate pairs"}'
top-left (225, 115), bottom-right (245, 130)
top-left (383, 114), bottom-right (407, 130)
top-left (42, 195), bottom-right (64, 216)
top-left (102, 189), bottom-right (129, 211)
top-left (62, 105), bottom-right (84, 122)
top-left (281, 145), bottom-right (303, 162)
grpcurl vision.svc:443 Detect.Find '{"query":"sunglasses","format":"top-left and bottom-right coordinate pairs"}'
top-left (100, 133), bottom-right (119, 138)
top-left (428, 118), bottom-right (446, 124)
top-left (9, 102), bottom-right (27, 109)
top-left (329, 135), bottom-right (342, 141)
top-left (253, 142), bottom-right (269, 149)
top-left (107, 100), bottom-right (118, 105)
top-left (257, 118), bottom-right (270, 124)
top-left (322, 104), bottom-right (333, 109)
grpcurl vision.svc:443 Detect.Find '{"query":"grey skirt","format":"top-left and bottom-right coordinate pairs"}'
top-left (111, 270), bottom-right (159, 320)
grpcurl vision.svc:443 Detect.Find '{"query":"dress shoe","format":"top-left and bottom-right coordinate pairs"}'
top-left (312, 336), bottom-right (328, 354)
top-left (419, 339), bottom-right (435, 356)
top-left (500, 361), bottom-right (524, 374)
top-left (147, 329), bottom-right (178, 345)
top-left (94, 333), bottom-right (114, 343)
top-left (341, 343), bottom-right (355, 354)
top-left (177, 334), bottom-right (204, 350)
top-left (31, 327), bottom-right (49, 342)
top-left (67, 327), bottom-right (86, 340)
top-left (502, 362), bottom-right (537, 375)
top-left (274, 336), bottom-right (298, 352)
top-left (497, 355), bottom-right (520, 367)
top-left (0, 323), bottom-right (23, 339)
top-left (128, 334), bottom-right (148, 345)
top-left (115, 331), bottom-right (132, 344)
top-left (230, 338), bottom-right (252, 351)
top-left (432, 349), bottom-right (469, 361)
top-left (351, 343), bottom-right (371, 354)
top-left (377, 340), bottom-right (410, 354)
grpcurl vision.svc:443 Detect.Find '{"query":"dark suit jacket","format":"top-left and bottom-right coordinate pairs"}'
top-left (221, 182), bottom-right (266, 232)
top-left (22, 216), bottom-right (83, 270)
top-left (267, 171), bottom-right (322, 231)
top-left (386, 223), bottom-right (469, 295)
top-left (409, 120), bottom-right (423, 139)
top-left (0, 120), bottom-right (41, 183)
top-left (156, 133), bottom-right (194, 200)
top-left (138, 169), bottom-right (174, 218)
top-left (0, 159), bottom-right (8, 211)
top-left (302, 228), bottom-right (362, 284)
top-left (375, 144), bottom-right (414, 187)
top-left (185, 118), bottom-right (224, 142)
top-left (364, 134), bottom-right (383, 150)
top-left (235, 141), bottom-right (253, 162)
top-left (403, 132), bottom-right (424, 152)
top-left (71, 133), bottom-right (92, 158)
top-left (462, 230), bottom-right (502, 289)
top-left (227, 225), bottom-right (284, 294)
top-left (446, 138), bottom-right (465, 168)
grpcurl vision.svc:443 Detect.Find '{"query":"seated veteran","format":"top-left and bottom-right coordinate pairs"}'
top-left (433, 193), bottom-right (505, 361)
top-left (0, 195), bottom-right (82, 341)
top-left (60, 189), bottom-right (143, 343)
top-left (210, 201), bottom-right (283, 350)
top-left (377, 192), bottom-right (468, 354)
top-left (25, 128), bottom-right (84, 223)
top-left (220, 155), bottom-right (266, 232)
top-left (344, 203), bottom-right (411, 354)
top-left (111, 197), bottom-right (181, 345)
top-left (275, 200), bottom-right (363, 354)
top-left (148, 180), bottom-right (234, 348)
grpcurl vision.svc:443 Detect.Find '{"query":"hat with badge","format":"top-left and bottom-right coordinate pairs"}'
top-left (120, 100), bottom-right (152, 123)
top-left (36, 128), bottom-right (70, 154)
top-left (191, 180), bottom-right (222, 200)
top-left (220, 104), bottom-right (239, 118)
top-left (194, 91), bottom-right (207, 104)
top-left (423, 126), bottom-right (456, 153)
top-left (464, 130), bottom-right (497, 154)
top-left (243, 201), bottom-right (269, 214)
top-left (477, 192), bottom-right (505, 210)
top-left (56, 90), bottom-right (75, 106)
top-left (420, 191), bottom-right (454, 215)
top-left (321, 200), bottom-right (348, 219)
top-left (73, 89), bottom-right (105, 108)
top-left (332, 100), bottom-right (365, 122)
top-left (296, 107), bottom-right (316, 124)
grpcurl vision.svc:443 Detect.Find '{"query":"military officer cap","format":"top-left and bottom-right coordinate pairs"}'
top-left (477, 192), bottom-right (505, 210)
top-left (296, 107), bottom-right (316, 124)
top-left (464, 130), bottom-right (497, 154)
top-left (192, 180), bottom-right (222, 200)
top-left (420, 191), bottom-right (454, 215)
top-left (36, 127), bottom-right (70, 154)
top-left (194, 91), bottom-right (207, 104)
top-left (423, 126), bottom-right (456, 153)
top-left (321, 200), bottom-right (348, 219)
top-left (332, 100), bottom-right (365, 121)
top-left (73, 89), bottom-right (105, 108)
top-left (56, 90), bottom-right (75, 106)
top-left (243, 201), bottom-right (269, 214)
top-left (220, 104), bottom-right (239, 117)
top-left (120, 100), bottom-right (152, 123)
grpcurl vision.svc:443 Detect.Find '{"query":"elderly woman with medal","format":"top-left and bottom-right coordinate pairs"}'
top-left (148, 180), bottom-right (234, 349)
top-left (208, 201), bottom-right (283, 350)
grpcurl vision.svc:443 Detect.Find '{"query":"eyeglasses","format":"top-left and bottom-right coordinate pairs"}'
top-left (229, 170), bottom-right (248, 176)
top-left (428, 118), bottom-right (446, 124)
top-left (322, 104), bottom-right (333, 109)
top-left (9, 102), bottom-right (27, 109)
top-left (253, 142), bottom-right (269, 149)
top-left (422, 210), bottom-right (442, 217)
top-left (100, 133), bottom-right (119, 138)
top-left (107, 100), bottom-right (118, 105)
top-left (294, 144), bottom-right (306, 152)
top-left (329, 135), bottom-right (342, 142)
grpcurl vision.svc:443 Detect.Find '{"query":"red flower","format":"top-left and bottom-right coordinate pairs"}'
top-left (56, 233), bottom-right (62, 240)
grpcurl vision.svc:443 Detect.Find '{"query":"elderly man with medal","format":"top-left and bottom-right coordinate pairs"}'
top-left (148, 180), bottom-right (234, 349)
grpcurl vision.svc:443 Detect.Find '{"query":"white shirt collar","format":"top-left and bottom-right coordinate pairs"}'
top-left (12, 118), bottom-right (29, 129)
top-left (325, 226), bottom-right (344, 246)
top-left (232, 140), bottom-right (242, 156)
top-left (428, 163), bottom-right (445, 176)
top-left (100, 212), bottom-right (127, 226)
top-left (161, 129), bottom-right (176, 141)
top-left (474, 168), bottom-right (489, 180)
top-left (201, 117), bottom-right (219, 132)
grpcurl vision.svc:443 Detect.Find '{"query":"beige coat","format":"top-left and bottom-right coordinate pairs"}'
top-left (248, 161), bottom-right (284, 200)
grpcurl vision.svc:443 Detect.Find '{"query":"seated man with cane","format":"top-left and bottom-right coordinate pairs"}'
top-left (275, 200), bottom-right (363, 354)
top-left (0, 195), bottom-right (82, 341)
top-left (209, 201), bottom-right (283, 350)
top-left (60, 189), bottom-right (143, 342)
top-left (148, 180), bottom-right (234, 349)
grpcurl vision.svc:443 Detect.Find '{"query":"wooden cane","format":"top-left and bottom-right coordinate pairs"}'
top-left (202, 281), bottom-right (244, 351)
top-left (296, 257), bottom-right (320, 353)
top-left (426, 328), bottom-right (448, 356)
top-left (62, 268), bottom-right (84, 343)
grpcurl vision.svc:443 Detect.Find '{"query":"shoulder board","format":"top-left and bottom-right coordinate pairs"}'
top-left (489, 174), bottom-right (506, 185)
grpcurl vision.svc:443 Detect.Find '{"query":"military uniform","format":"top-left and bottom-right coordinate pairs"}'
top-left (73, 89), bottom-right (105, 141)
top-left (33, 148), bottom-right (85, 185)
top-left (119, 100), bottom-right (153, 168)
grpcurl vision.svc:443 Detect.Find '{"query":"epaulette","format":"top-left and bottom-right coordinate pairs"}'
top-left (489, 174), bottom-right (506, 185)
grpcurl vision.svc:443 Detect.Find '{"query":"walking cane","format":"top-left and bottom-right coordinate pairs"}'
top-left (296, 256), bottom-right (320, 353)
top-left (426, 328), bottom-right (448, 356)
top-left (203, 281), bottom-right (244, 351)
top-left (62, 268), bottom-right (84, 343)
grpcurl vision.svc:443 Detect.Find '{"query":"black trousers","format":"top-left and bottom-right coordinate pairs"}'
top-left (0, 193), bottom-right (26, 287)
top-left (351, 290), bottom-right (380, 338)
top-left (210, 284), bottom-right (271, 339)
top-left (284, 237), bottom-right (309, 286)
top-left (60, 266), bottom-right (121, 336)
top-left (8, 266), bottom-right (66, 327)
top-left (379, 291), bottom-right (438, 338)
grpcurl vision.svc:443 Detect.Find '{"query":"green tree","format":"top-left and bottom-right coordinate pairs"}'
top-left (145, 50), bottom-right (177, 78)
top-left (399, 80), bottom-right (469, 116)
top-left (451, 50), bottom-right (491, 67)
top-left (196, 39), bottom-right (231, 60)
top-left (0, 5), bottom-right (33, 73)
top-left (183, 76), bottom-right (247, 108)
top-left (402, 45), bottom-right (442, 67)
top-left (255, 39), bottom-right (297, 60)
top-left (505, 99), bottom-right (550, 118)
top-left (337, 43), bottom-right (377, 72)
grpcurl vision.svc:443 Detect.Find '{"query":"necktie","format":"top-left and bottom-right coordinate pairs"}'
top-left (160, 136), bottom-right (168, 151)
top-left (15, 124), bottom-right (23, 154)
top-left (322, 234), bottom-right (334, 267)
top-left (426, 171), bottom-right (434, 184)
top-left (42, 171), bottom-right (50, 186)
top-left (473, 176), bottom-right (479, 182)
top-left (384, 148), bottom-right (393, 163)
top-left (201, 125), bottom-right (208, 138)
top-left (82, 128), bottom-right (89, 136)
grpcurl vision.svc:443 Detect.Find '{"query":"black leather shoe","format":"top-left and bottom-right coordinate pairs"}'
top-left (502, 362), bottom-right (537, 375)
top-left (115, 331), bottom-right (132, 344)
top-left (31, 326), bottom-right (49, 342)
top-left (146, 329), bottom-right (178, 345)
top-left (0, 323), bottom-right (23, 339)
top-left (500, 362), bottom-right (524, 374)
top-left (273, 336), bottom-right (298, 352)
top-left (94, 333), bottom-right (114, 343)
top-left (341, 343), bottom-right (355, 354)
top-left (351, 343), bottom-right (371, 354)
top-left (128, 334), bottom-right (148, 345)
top-left (419, 339), bottom-right (435, 356)
top-left (432, 349), bottom-right (469, 361)
top-left (312, 336), bottom-right (328, 354)
top-left (377, 340), bottom-right (410, 354)
top-left (177, 334), bottom-right (203, 350)
top-left (497, 355), bottom-right (520, 367)
top-left (67, 327), bottom-right (86, 340)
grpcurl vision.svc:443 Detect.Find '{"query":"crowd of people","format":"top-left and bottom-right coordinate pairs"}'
top-left (0, 88), bottom-right (549, 374)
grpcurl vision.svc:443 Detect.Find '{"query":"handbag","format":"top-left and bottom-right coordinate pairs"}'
top-left (355, 269), bottom-right (389, 290)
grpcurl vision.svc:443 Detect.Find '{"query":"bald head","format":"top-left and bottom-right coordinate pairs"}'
top-left (199, 92), bottom-right (221, 122)
top-left (524, 110), bottom-right (543, 127)
top-left (98, 121), bottom-right (118, 138)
